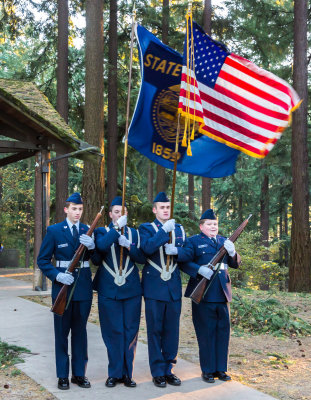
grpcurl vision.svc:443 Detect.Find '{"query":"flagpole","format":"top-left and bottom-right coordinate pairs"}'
top-left (119, 9), bottom-right (136, 276)
top-left (166, 114), bottom-right (181, 271)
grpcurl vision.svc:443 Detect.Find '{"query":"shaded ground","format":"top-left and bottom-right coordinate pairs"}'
top-left (1, 269), bottom-right (311, 400)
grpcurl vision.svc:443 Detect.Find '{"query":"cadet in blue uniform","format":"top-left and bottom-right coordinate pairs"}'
top-left (138, 192), bottom-right (198, 388)
top-left (93, 196), bottom-right (146, 388)
top-left (181, 209), bottom-right (241, 383)
top-left (37, 193), bottom-right (95, 390)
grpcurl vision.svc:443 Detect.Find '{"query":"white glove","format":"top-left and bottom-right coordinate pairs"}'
top-left (162, 219), bottom-right (175, 233)
top-left (198, 266), bottom-right (213, 280)
top-left (118, 235), bottom-right (131, 248)
top-left (116, 215), bottom-right (127, 229)
top-left (224, 239), bottom-right (236, 257)
top-left (79, 234), bottom-right (95, 250)
top-left (56, 272), bottom-right (74, 285)
top-left (164, 243), bottom-right (178, 255)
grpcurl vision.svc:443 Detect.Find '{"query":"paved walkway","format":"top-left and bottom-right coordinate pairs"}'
top-left (0, 276), bottom-right (275, 400)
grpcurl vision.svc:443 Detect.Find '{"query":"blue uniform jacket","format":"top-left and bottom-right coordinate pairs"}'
top-left (92, 223), bottom-right (145, 300)
top-left (182, 234), bottom-right (239, 302)
top-left (37, 220), bottom-right (93, 302)
top-left (139, 219), bottom-right (198, 302)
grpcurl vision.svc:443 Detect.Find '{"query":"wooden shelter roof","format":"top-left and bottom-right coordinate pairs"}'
top-left (0, 78), bottom-right (100, 165)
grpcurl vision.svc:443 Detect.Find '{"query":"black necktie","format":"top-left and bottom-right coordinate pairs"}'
top-left (72, 224), bottom-right (79, 244)
top-left (211, 237), bottom-right (217, 245)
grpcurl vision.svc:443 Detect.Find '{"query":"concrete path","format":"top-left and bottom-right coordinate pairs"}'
top-left (0, 276), bottom-right (275, 400)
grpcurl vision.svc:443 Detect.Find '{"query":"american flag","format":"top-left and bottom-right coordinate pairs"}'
top-left (178, 21), bottom-right (300, 158)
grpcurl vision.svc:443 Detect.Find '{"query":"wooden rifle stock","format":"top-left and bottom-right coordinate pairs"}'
top-left (190, 214), bottom-right (252, 305)
top-left (51, 207), bottom-right (104, 316)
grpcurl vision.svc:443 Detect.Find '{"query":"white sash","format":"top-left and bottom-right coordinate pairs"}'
top-left (147, 222), bottom-right (178, 281)
top-left (102, 227), bottom-right (135, 286)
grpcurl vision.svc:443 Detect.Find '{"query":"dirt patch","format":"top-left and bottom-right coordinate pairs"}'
top-left (0, 365), bottom-right (57, 400)
top-left (5, 271), bottom-right (311, 400)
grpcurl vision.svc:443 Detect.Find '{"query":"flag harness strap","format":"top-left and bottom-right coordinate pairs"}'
top-left (147, 223), bottom-right (185, 281)
top-left (102, 227), bottom-right (136, 286)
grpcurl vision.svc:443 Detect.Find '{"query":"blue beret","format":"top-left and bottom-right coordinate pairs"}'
top-left (66, 192), bottom-right (83, 204)
top-left (200, 209), bottom-right (217, 220)
top-left (153, 192), bottom-right (169, 203)
top-left (111, 196), bottom-right (127, 207)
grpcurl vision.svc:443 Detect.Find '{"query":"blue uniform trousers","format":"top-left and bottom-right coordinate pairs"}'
top-left (192, 301), bottom-right (230, 373)
top-left (98, 295), bottom-right (141, 379)
top-left (145, 298), bottom-right (181, 377)
top-left (53, 299), bottom-right (92, 378)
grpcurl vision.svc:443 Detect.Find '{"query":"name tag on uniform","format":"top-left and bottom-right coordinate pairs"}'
top-left (198, 244), bottom-right (208, 248)
top-left (57, 243), bottom-right (68, 248)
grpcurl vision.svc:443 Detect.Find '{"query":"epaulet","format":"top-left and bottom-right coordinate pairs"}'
top-left (48, 222), bottom-right (62, 230)
top-left (139, 222), bottom-right (152, 227)
top-left (95, 226), bottom-right (108, 233)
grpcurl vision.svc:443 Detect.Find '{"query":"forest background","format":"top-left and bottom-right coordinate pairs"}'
top-left (0, 0), bottom-right (310, 294)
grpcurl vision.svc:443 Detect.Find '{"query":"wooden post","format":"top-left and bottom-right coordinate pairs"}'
top-left (33, 152), bottom-right (42, 290)
top-left (33, 150), bottom-right (50, 291)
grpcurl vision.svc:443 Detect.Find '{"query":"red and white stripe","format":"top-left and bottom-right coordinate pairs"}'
top-left (178, 53), bottom-right (300, 158)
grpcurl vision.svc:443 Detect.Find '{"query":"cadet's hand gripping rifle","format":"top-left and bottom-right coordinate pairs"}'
top-left (51, 207), bottom-right (104, 316)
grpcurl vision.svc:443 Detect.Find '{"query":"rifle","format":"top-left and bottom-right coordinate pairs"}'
top-left (51, 206), bottom-right (104, 316)
top-left (190, 214), bottom-right (252, 305)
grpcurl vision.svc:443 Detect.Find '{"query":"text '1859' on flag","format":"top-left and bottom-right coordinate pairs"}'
top-left (128, 23), bottom-right (240, 178)
top-left (178, 20), bottom-right (301, 158)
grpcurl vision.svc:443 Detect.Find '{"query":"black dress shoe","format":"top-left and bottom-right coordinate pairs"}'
top-left (123, 376), bottom-right (137, 387)
top-left (71, 376), bottom-right (91, 388)
top-left (165, 374), bottom-right (181, 386)
top-left (214, 371), bottom-right (231, 381)
top-left (105, 377), bottom-right (118, 387)
top-left (202, 372), bottom-right (215, 383)
top-left (152, 376), bottom-right (166, 388)
top-left (58, 377), bottom-right (69, 390)
top-left (105, 377), bottom-right (123, 387)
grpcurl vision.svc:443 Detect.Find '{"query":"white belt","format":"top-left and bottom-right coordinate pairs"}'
top-left (211, 263), bottom-right (228, 271)
top-left (56, 260), bottom-right (90, 268)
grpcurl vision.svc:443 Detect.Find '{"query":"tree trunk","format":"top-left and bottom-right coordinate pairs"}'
top-left (0, 172), bottom-right (2, 199)
top-left (82, 0), bottom-right (105, 223)
top-left (203, 0), bottom-right (212, 34)
top-left (260, 171), bottom-right (269, 290)
top-left (279, 205), bottom-right (283, 265)
top-left (238, 193), bottom-right (243, 224)
top-left (260, 173), bottom-right (269, 252)
top-left (201, 0), bottom-right (212, 211)
top-left (155, 0), bottom-right (170, 195)
top-left (188, 174), bottom-right (195, 220)
top-left (156, 165), bottom-right (166, 193)
top-left (55, 0), bottom-right (69, 223)
top-left (289, 0), bottom-right (310, 292)
top-left (284, 205), bottom-right (289, 269)
top-left (147, 162), bottom-right (154, 202)
top-left (202, 177), bottom-right (211, 211)
top-left (107, 0), bottom-right (118, 206)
